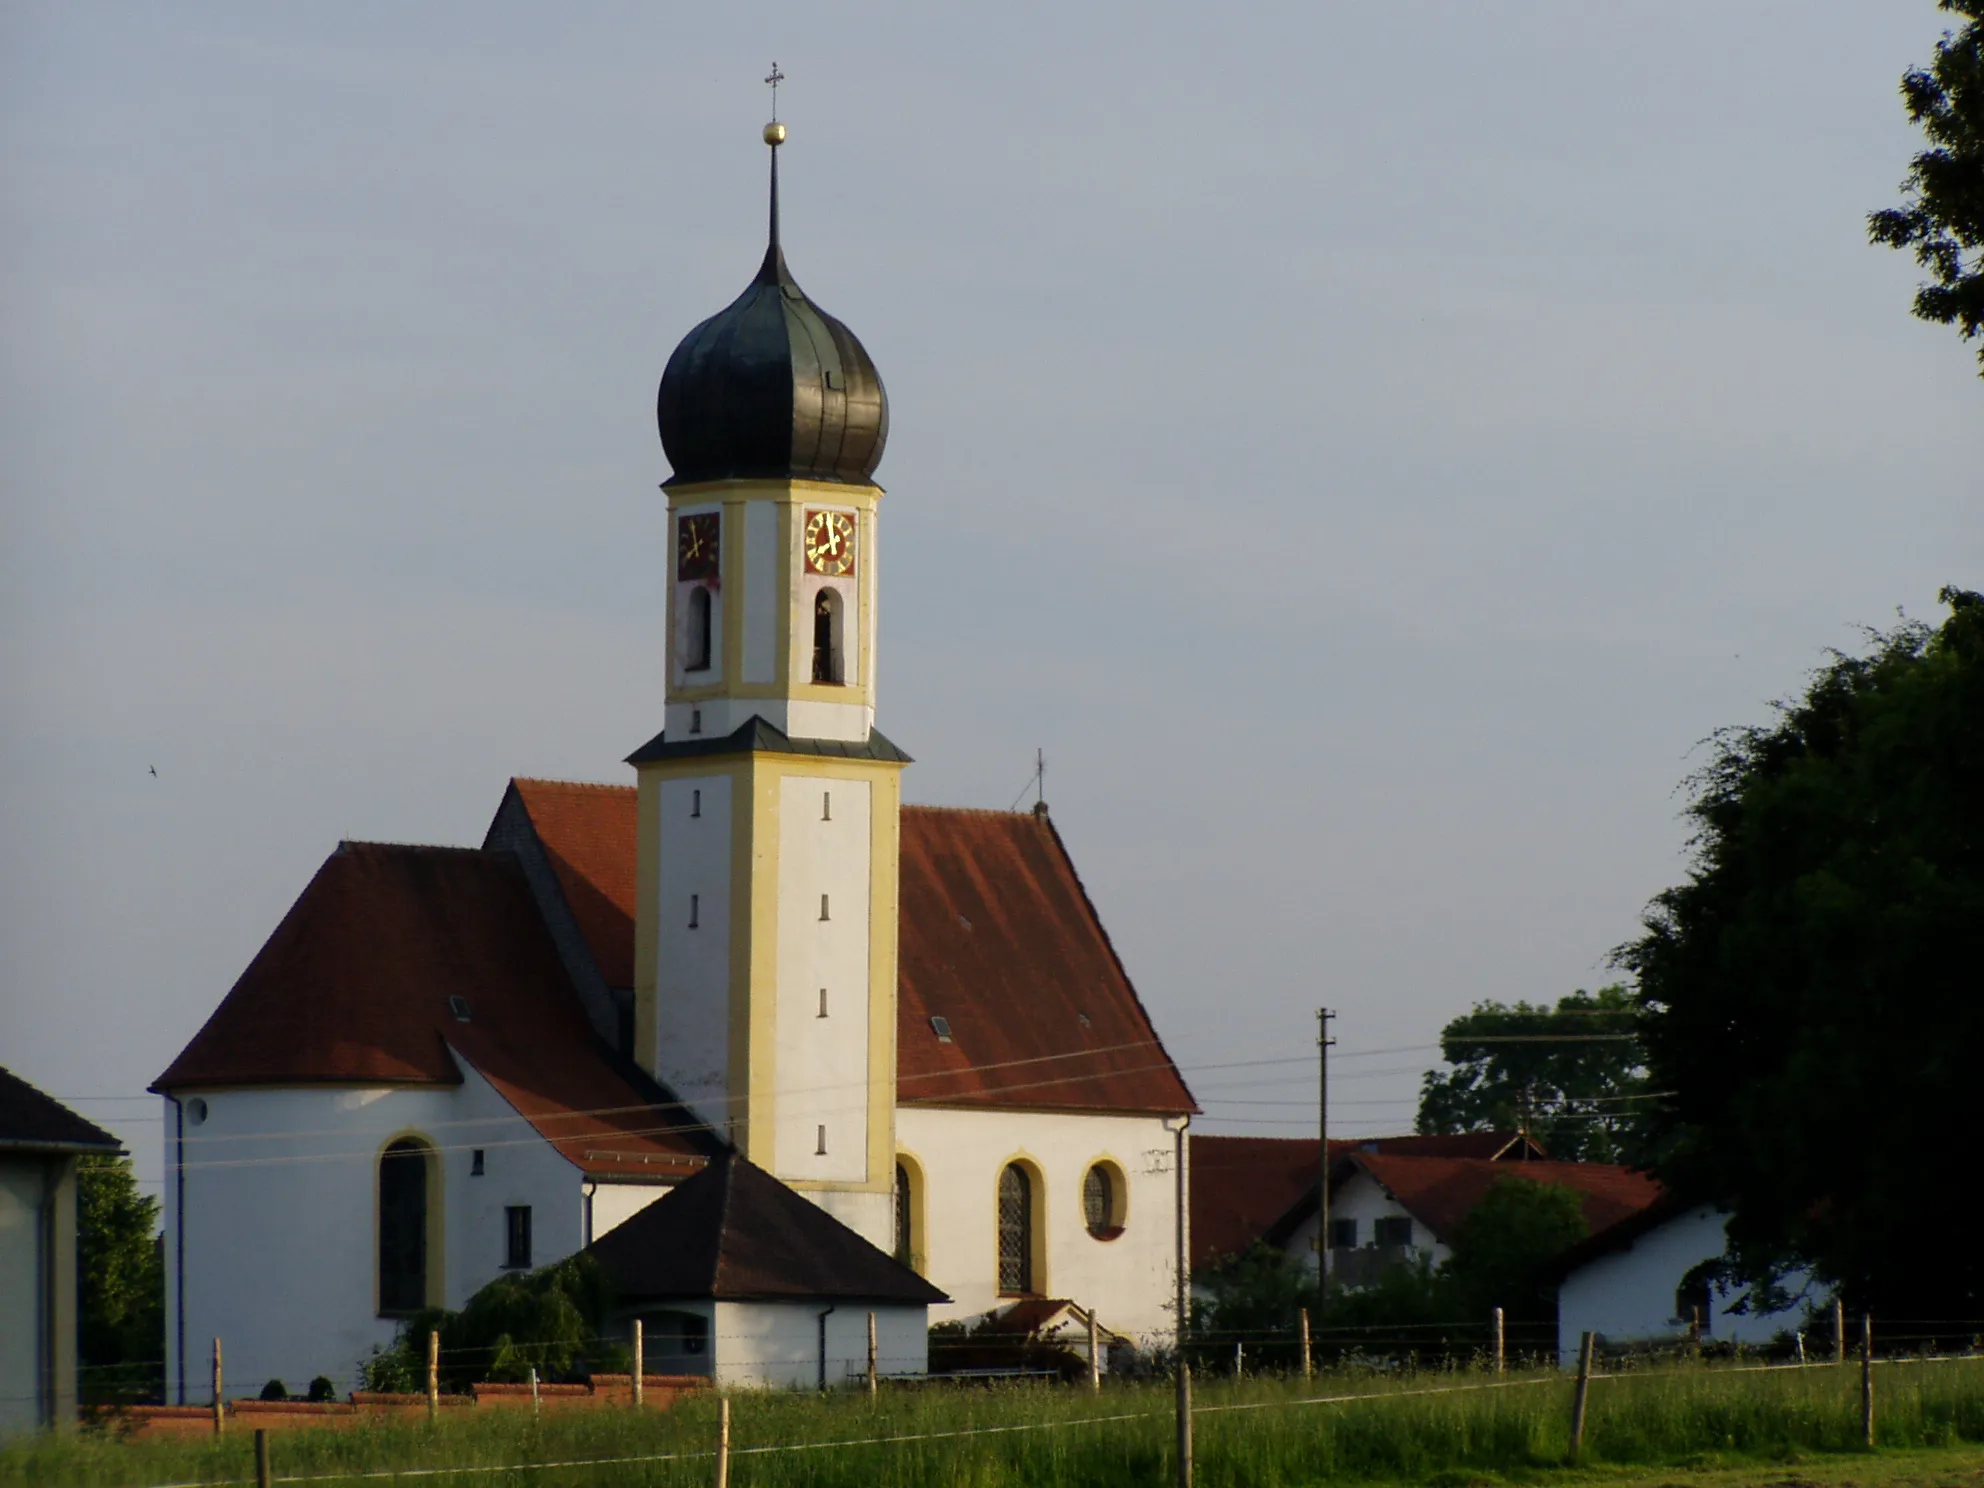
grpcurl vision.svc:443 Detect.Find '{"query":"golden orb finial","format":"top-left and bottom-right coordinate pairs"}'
top-left (763, 120), bottom-right (787, 147)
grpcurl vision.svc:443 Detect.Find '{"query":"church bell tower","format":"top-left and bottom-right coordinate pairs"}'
top-left (630, 113), bottom-right (905, 1246)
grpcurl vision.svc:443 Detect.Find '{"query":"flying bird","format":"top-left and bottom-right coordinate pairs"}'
top-left (149, 766), bottom-right (157, 777)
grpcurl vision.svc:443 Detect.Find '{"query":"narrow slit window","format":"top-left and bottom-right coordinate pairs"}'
top-left (504, 1206), bottom-right (532, 1270)
top-left (811, 589), bottom-right (844, 684)
top-left (815, 1125), bottom-right (828, 1156)
top-left (690, 708), bottom-right (702, 734)
top-left (818, 988), bottom-right (829, 1019)
top-left (691, 789), bottom-right (701, 818)
top-left (822, 791), bottom-right (832, 821)
top-left (819, 894), bottom-right (830, 921)
top-left (689, 894), bottom-right (700, 929)
top-left (470, 1149), bottom-right (485, 1177)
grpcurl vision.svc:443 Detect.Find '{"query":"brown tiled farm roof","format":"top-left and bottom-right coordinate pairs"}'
top-left (151, 842), bottom-right (713, 1176)
top-left (1190, 1133), bottom-right (1544, 1268)
top-left (1338, 1152), bottom-right (1661, 1245)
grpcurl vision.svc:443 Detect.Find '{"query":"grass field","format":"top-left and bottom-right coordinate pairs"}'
top-left (5, 1359), bottom-right (1981, 1488)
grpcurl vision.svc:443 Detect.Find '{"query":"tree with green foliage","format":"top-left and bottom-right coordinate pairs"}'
top-left (361, 1253), bottom-right (626, 1393)
top-left (1443, 1174), bottom-right (1588, 1323)
top-left (1415, 987), bottom-right (1649, 1163)
top-left (75, 1154), bottom-right (164, 1404)
top-left (1617, 588), bottom-right (1984, 1318)
top-left (1869, 1), bottom-right (1984, 375)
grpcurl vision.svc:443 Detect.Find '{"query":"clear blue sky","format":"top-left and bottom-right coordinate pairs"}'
top-left (2, 3), bottom-right (1977, 1194)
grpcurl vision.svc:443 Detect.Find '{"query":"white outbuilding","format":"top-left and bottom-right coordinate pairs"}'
top-left (587, 1153), bottom-right (947, 1388)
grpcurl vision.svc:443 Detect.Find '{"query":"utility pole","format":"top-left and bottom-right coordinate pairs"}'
top-left (1317, 1009), bottom-right (1336, 1284)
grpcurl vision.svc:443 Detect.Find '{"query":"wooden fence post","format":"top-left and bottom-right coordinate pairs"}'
top-left (254, 1429), bottom-right (270, 1488)
top-left (1233, 1341), bottom-right (1243, 1378)
top-left (1861, 1315), bottom-right (1874, 1448)
top-left (866, 1312), bottom-right (878, 1399)
top-left (529, 1366), bottom-right (539, 1416)
top-left (715, 1395), bottom-right (731, 1488)
top-left (632, 1319), bottom-right (644, 1409)
top-left (1569, 1331), bottom-right (1595, 1463)
top-left (211, 1338), bottom-right (224, 1436)
top-left (1834, 1297), bottom-right (1846, 1366)
top-left (1176, 1359), bottom-right (1193, 1488)
top-left (426, 1330), bottom-right (439, 1423)
top-left (1492, 1307), bottom-right (1505, 1375)
top-left (1299, 1309), bottom-right (1313, 1380)
top-left (1088, 1310), bottom-right (1101, 1393)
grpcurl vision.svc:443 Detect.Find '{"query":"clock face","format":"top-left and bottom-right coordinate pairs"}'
top-left (677, 512), bottom-right (719, 580)
top-left (803, 509), bottom-right (856, 577)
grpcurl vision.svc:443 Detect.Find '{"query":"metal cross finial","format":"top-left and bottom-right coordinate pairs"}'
top-left (765, 62), bottom-right (785, 121)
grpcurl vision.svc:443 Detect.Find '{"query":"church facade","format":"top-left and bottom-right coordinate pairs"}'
top-left (154, 122), bottom-right (1196, 1398)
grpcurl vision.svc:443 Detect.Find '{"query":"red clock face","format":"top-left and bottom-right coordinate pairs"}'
top-left (803, 509), bottom-right (855, 576)
top-left (677, 512), bottom-right (719, 580)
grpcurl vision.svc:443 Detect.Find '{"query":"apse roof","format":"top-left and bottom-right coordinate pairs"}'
top-left (150, 842), bottom-right (717, 1177)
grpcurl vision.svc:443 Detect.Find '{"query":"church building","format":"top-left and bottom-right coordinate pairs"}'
top-left (154, 118), bottom-right (1197, 1398)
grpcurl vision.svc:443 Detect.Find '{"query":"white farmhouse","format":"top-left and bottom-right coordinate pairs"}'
top-left (1554, 1199), bottom-right (1807, 1362)
top-left (153, 119), bottom-right (1196, 1401)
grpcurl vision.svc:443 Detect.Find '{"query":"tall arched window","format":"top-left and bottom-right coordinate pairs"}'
top-left (685, 587), bottom-right (712, 672)
top-left (378, 1138), bottom-right (431, 1315)
top-left (997, 1163), bottom-right (1034, 1295)
top-left (811, 589), bottom-right (843, 684)
top-left (895, 1163), bottom-right (913, 1265)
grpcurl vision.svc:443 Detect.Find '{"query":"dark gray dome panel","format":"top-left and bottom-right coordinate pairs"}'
top-left (657, 208), bottom-right (888, 486)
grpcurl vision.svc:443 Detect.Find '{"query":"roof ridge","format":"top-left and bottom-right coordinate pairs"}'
top-left (335, 840), bottom-right (483, 856)
top-left (902, 803), bottom-right (1046, 820)
top-left (512, 777), bottom-right (634, 795)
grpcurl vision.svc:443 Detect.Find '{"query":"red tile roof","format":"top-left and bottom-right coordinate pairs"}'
top-left (896, 807), bottom-right (1195, 1115)
top-left (1189, 1134), bottom-right (1543, 1267)
top-left (1345, 1152), bottom-right (1662, 1244)
top-left (511, 783), bottom-right (1194, 1116)
top-left (510, 779), bottom-right (640, 987)
top-left (152, 842), bottom-right (711, 1176)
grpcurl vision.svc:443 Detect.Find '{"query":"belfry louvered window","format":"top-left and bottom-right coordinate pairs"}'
top-left (997, 1163), bottom-right (1033, 1295)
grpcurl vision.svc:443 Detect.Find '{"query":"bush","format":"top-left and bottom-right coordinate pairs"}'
top-left (305, 1376), bottom-right (338, 1403)
top-left (258, 1379), bottom-right (287, 1402)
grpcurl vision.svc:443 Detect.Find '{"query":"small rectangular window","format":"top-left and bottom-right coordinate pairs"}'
top-left (691, 789), bottom-right (701, 818)
top-left (819, 893), bottom-right (830, 921)
top-left (822, 791), bottom-right (832, 821)
top-left (448, 996), bottom-right (471, 1022)
top-left (1374, 1216), bottom-right (1413, 1248)
top-left (815, 1124), bottom-right (827, 1155)
top-left (690, 708), bottom-right (702, 735)
top-left (818, 988), bottom-right (829, 1018)
top-left (1327, 1218), bottom-right (1356, 1249)
top-left (471, 1149), bottom-right (486, 1177)
top-left (689, 893), bottom-right (699, 929)
top-left (930, 1015), bottom-right (952, 1043)
top-left (505, 1206), bottom-right (532, 1269)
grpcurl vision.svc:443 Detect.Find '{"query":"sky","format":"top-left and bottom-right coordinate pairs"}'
top-left (1, 3), bottom-right (1977, 1197)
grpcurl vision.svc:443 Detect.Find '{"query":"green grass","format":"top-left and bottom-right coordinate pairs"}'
top-left (5, 1360), bottom-right (1981, 1488)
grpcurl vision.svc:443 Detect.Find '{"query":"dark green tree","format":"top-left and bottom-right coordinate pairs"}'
top-left (1443, 1174), bottom-right (1589, 1323)
top-left (1415, 987), bottom-right (1650, 1163)
top-left (1868, 1), bottom-right (1984, 375)
top-left (1616, 588), bottom-right (1984, 1317)
top-left (75, 1154), bottom-right (164, 1404)
top-left (362, 1253), bottom-right (626, 1392)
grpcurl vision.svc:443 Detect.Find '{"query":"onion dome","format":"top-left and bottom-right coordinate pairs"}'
top-left (657, 125), bottom-right (888, 487)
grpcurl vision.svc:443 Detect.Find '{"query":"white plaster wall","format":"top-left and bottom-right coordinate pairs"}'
top-left (1281, 1170), bottom-right (1450, 1278)
top-left (774, 776), bottom-right (871, 1182)
top-left (896, 1107), bottom-right (1182, 1345)
top-left (804, 1188), bottom-right (893, 1253)
top-left (0, 1158), bottom-right (53, 1436)
top-left (587, 1182), bottom-right (674, 1243)
top-left (782, 698), bottom-right (875, 742)
top-left (741, 500), bottom-right (776, 684)
top-left (1557, 1207), bottom-right (1804, 1363)
top-left (164, 1066), bottom-right (582, 1401)
top-left (711, 1301), bottom-right (927, 1389)
top-left (653, 775), bottom-right (732, 1135)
